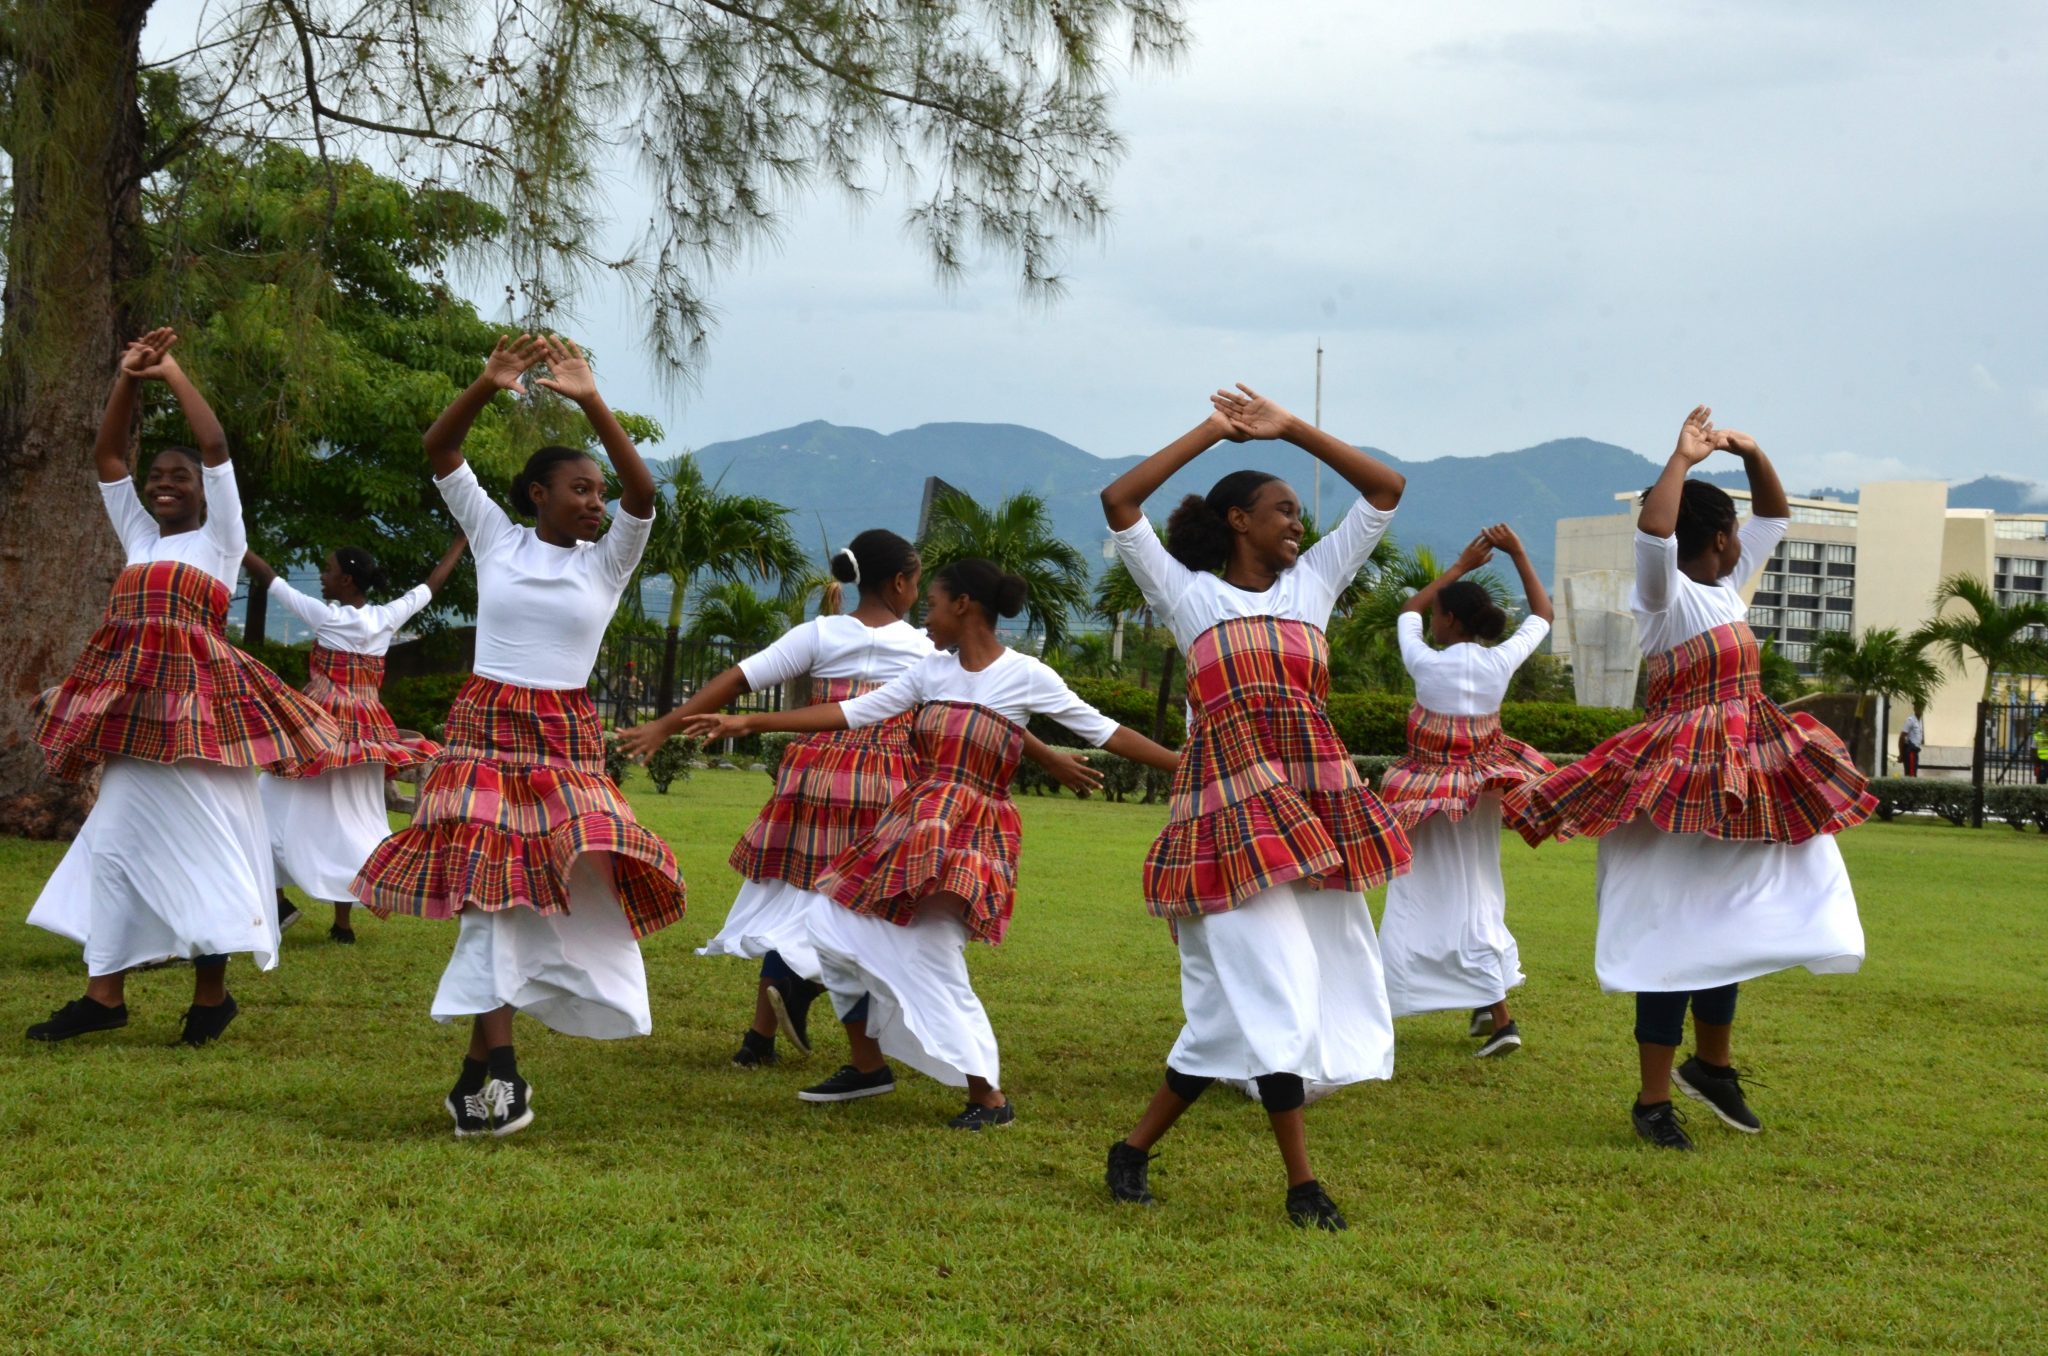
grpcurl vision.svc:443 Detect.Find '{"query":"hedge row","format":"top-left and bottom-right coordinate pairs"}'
top-left (1867, 777), bottom-right (2048, 831)
top-left (1324, 692), bottom-right (1639, 757)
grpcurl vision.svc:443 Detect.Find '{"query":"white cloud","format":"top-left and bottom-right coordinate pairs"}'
top-left (1972, 365), bottom-right (2003, 394)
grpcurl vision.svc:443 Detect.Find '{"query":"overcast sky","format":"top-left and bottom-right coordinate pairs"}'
top-left (146, 1), bottom-right (2047, 493)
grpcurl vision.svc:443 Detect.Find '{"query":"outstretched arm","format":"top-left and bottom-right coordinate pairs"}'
top-left (423, 533), bottom-right (468, 597)
top-left (1022, 731), bottom-right (1106, 796)
top-left (424, 335), bottom-right (542, 479)
top-left (1714, 429), bottom-right (1789, 519)
top-left (1212, 384), bottom-right (1404, 510)
top-left (155, 354), bottom-right (229, 467)
top-left (1639, 405), bottom-right (1715, 539)
top-left (1482, 524), bottom-right (1552, 624)
top-left (533, 336), bottom-right (656, 520)
top-left (242, 549), bottom-right (279, 590)
top-left (618, 665), bottom-right (754, 759)
top-left (1403, 534), bottom-right (1494, 617)
top-left (1100, 411), bottom-right (1243, 531)
top-left (679, 704), bottom-right (849, 742)
top-left (1103, 726), bottom-right (1179, 773)
top-left (96, 330), bottom-right (174, 482)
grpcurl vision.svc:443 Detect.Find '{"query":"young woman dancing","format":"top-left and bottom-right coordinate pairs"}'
top-left (1099, 385), bottom-right (1410, 1231)
top-left (681, 558), bottom-right (1174, 1130)
top-left (622, 531), bottom-right (1100, 1068)
top-left (246, 534), bottom-right (467, 942)
top-left (1509, 408), bottom-right (1871, 1149)
top-left (353, 335), bottom-right (686, 1138)
top-left (1377, 524), bottom-right (1554, 1056)
top-left (28, 329), bottom-right (338, 1045)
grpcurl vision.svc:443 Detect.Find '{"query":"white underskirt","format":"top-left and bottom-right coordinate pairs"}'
top-left (807, 893), bottom-right (999, 1088)
top-left (697, 878), bottom-right (822, 979)
top-left (261, 764), bottom-right (391, 903)
top-left (29, 758), bottom-right (280, 976)
top-left (1594, 816), bottom-right (1864, 994)
top-left (1380, 796), bottom-right (1524, 1016)
top-left (1167, 880), bottom-right (1395, 1086)
top-left (430, 855), bottom-right (650, 1039)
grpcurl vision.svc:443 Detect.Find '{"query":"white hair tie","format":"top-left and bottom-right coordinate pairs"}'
top-left (836, 546), bottom-right (860, 584)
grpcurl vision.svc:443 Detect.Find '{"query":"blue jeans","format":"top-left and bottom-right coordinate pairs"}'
top-left (1634, 984), bottom-right (1739, 1047)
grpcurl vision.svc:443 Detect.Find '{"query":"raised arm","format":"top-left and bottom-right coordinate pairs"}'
top-left (96, 330), bottom-right (175, 481)
top-left (1100, 412), bottom-right (1242, 531)
top-left (423, 533), bottom-right (468, 597)
top-left (1638, 405), bottom-right (1715, 539)
top-left (423, 335), bottom-right (542, 478)
top-left (1213, 384), bottom-right (1404, 511)
top-left (1482, 524), bottom-right (1552, 624)
top-left (1713, 429), bottom-right (1789, 519)
top-left (533, 336), bottom-right (655, 519)
top-left (154, 353), bottom-right (229, 467)
top-left (1403, 534), bottom-right (1494, 617)
top-left (241, 549), bottom-right (279, 590)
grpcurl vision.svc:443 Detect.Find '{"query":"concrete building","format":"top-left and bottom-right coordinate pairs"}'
top-left (1553, 481), bottom-right (2048, 767)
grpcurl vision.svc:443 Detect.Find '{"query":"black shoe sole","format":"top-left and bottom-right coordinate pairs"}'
top-left (1672, 1068), bottom-right (1763, 1134)
top-left (175, 998), bottom-right (238, 1047)
top-left (1474, 1031), bottom-right (1522, 1058)
top-left (26, 1016), bottom-right (129, 1043)
top-left (797, 1080), bottom-right (895, 1103)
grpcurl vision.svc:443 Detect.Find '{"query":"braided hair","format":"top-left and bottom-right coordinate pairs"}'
top-left (334, 546), bottom-right (390, 595)
top-left (1639, 479), bottom-right (1739, 563)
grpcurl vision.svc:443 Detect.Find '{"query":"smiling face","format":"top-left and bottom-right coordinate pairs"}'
top-left (1226, 479), bottom-right (1305, 575)
top-left (142, 449), bottom-right (205, 532)
top-left (921, 577), bottom-right (973, 648)
top-left (529, 455), bottom-right (607, 542)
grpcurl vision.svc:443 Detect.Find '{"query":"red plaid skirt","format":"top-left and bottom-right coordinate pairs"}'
top-left (1507, 621), bottom-right (1876, 845)
top-left (1144, 616), bottom-right (1410, 920)
top-left (815, 701), bottom-right (1024, 946)
top-left (1379, 705), bottom-right (1555, 832)
top-left (730, 677), bottom-right (920, 889)
top-left (33, 561), bottom-right (340, 782)
top-left (352, 676), bottom-right (686, 937)
top-left (293, 646), bottom-right (442, 777)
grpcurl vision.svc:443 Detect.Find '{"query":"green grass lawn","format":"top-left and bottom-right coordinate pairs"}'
top-left (1, 770), bottom-right (2043, 1354)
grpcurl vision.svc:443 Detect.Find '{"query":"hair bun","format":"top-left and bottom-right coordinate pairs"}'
top-left (995, 573), bottom-right (1029, 619)
top-left (830, 547), bottom-right (861, 585)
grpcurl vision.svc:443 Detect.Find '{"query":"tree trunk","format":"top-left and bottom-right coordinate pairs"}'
top-left (243, 578), bottom-right (270, 646)
top-left (1150, 648), bottom-right (1178, 746)
top-left (0, 0), bottom-right (153, 837)
top-left (657, 625), bottom-right (681, 712)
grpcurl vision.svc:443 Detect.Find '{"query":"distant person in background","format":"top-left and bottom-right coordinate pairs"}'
top-left (246, 535), bottom-right (467, 943)
top-left (1378, 523), bottom-right (1555, 1058)
top-left (1510, 407), bottom-right (1874, 1151)
top-left (2034, 715), bottom-right (2048, 784)
top-left (1899, 709), bottom-right (1924, 777)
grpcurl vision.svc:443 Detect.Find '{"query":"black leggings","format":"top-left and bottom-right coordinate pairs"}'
top-left (1164, 1066), bottom-right (1306, 1114)
top-left (1634, 984), bottom-right (1739, 1047)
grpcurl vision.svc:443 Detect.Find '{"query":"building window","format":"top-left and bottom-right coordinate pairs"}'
top-left (2001, 556), bottom-right (2044, 578)
top-left (1823, 543), bottom-right (1855, 564)
top-left (1783, 540), bottom-right (1820, 561)
top-left (1826, 595), bottom-right (1854, 612)
top-left (1748, 606), bottom-right (1780, 629)
top-left (1820, 612), bottom-right (1851, 632)
top-left (1786, 610), bottom-right (1820, 630)
top-left (1994, 519), bottom-right (2048, 541)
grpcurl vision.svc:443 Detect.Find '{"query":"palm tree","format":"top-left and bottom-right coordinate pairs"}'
top-left (1755, 637), bottom-right (1808, 706)
top-left (1912, 574), bottom-right (2048, 700)
top-left (1812, 626), bottom-right (1943, 772)
top-left (638, 455), bottom-right (807, 707)
top-left (918, 488), bottom-right (1089, 651)
top-left (689, 580), bottom-right (787, 653)
top-left (1328, 537), bottom-right (1511, 692)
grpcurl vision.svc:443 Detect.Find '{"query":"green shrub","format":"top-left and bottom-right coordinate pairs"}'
top-left (1499, 701), bottom-right (1639, 755)
top-left (1866, 777), bottom-right (1973, 826)
top-left (1034, 676), bottom-right (1185, 748)
top-left (1983, 784), bottom-right (2048, 832)
top-left (237, 636), bottom-right (310, 686)
top-left (758, 732), bottom-right (795, 778)
top-left (1323, 693), bottom-right (1412, 755)
top-left (646, 736), bottom-right (701, 794)
top-left (603, 736), bottom-right (632, 789)
top-left (380, 673), bottom-right (470, 741)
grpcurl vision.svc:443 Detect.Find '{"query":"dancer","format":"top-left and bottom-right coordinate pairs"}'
top-left (353, 334), bottom-right (686, 1138)
top-left (1510, 407), bottom-right (1871, 1149)
top-left (27, 328), bottom-right (338, 1045)
top-left (245, 534), bottom-right (467, 942)
top-left (620, 531), bottom-right (1101, 1068)
top-left (680, 558), bottom-right (1176, 1129)
top-left (1100, 384), bottom-right (1410, 1231)
top-left (1377, 524), bottom-right (1554, 1056)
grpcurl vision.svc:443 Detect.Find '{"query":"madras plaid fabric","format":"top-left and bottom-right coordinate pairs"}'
top-left (294, 645), bottom-right (443, 776)
top-left (33, 561), bottom-right (340, 782)
top-left (729, 677), bottom-right (921, 889)
top-left (352, 675), bottom-right (686, 937)
top-left (1144, 616), bottom-right (1410, 920)
top-left (815, 700), bottom-right (1025, 946)
top-left (1508, 620), bottom-right (1876, 845)
top-left (1380, 705), bottom-right (1555, 831)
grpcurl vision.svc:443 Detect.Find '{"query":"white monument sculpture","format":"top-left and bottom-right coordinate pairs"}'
top-left (1559, 571), bottom-right (1641, 709)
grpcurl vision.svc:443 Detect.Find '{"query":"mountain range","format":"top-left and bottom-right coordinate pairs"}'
top-left (667, 420), bottom-right (2040, 605)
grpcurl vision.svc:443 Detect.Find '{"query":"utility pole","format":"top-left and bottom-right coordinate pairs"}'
top-left (1312, 338), bottom-right (1324, 527)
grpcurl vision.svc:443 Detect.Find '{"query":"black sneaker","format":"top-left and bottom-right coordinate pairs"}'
top-left (1106, 1142), bottom-right (1157, 1206)
top-left (446, 1087), bottom-right (491, 1137)
top-left (1673, 1056), bottom-right (1763, 1133)
top-left (731, 1029), bottom-right (778, 1069)
top-left (1468, 1007), bottom-right (1495, 1038)
top-left (277, 897), bottom-right (303, 932)
top-left (483, 1075), bottom-right (534, 1137)
top-left (797, 1063), bottom-right (895, 1103)
top-left (26, 997), bottom-right (129, 1042)
top-left (767, 977), bottom-right (826, 1056)
top-left (1631, 1098), bottom-right (1695, 1150)
top-left (947, 1099), bottom-right (1015, 1131)
top-left (328, 924), bottom-right (355, 945)
top-left (1474, 1020), bottom-right (1522, 1058)
top-left (1285, 1180), bottom-right (1348, 1231)
top-left (174, 995), bottom-right (239, 1047)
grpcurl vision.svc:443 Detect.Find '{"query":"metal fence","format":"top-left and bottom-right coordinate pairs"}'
top-left (588, 632), bottom-right (789, 729)
top-left (1976, 699), bottom-right (2046, 787)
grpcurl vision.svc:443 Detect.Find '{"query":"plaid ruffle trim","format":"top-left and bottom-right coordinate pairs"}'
top-left (1143, 781), bottom-right (1408, 919)
top-left (33, 561), bottom-right (340, 781)
top-left (1507, 621), bottom-right (1876, 845)
top-left (293, 646), bottom-right (442, 777)
top-left (1379, 706), bottom-right (1555, 831)
top-left (352, 676), bottom-right (685, 937)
